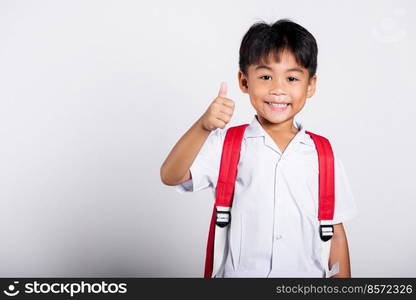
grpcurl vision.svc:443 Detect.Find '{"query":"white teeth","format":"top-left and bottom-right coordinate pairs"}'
top-left (268, 102), bottom-right (288, 107)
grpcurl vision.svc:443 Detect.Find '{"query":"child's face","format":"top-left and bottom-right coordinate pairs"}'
top-left (238, 49), bottom-right (317, 129)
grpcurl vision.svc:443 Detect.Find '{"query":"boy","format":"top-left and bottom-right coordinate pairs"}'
top-left (160, 19), bottom-right (357, 278)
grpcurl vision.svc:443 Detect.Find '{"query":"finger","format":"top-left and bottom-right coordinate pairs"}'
top-left (219, 106), bottom-right (234, 116)
top-left (213, 118), bottom-right (227, 129)
top-left (217, 81), bottom-right (227, 98)
top-left (212, 100), bottom-right (234, 114)
top-left (221, 98), bottom-right (235, 109)
top-left (216, 111), bottom-right (231, 124)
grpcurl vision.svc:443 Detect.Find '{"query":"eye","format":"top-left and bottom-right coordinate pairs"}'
top-left (287, 76), bottom-right (299, 82)
top-left (259, 75), bottom-right (272, 80)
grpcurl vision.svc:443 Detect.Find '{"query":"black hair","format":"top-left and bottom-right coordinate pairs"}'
top-left (239, 19), bottom-right (318, 79)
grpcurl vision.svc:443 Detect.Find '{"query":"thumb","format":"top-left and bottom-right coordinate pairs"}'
top-left (217, 81), bottom-right (227, 98)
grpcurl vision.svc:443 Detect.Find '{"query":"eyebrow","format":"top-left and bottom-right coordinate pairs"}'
top-left (254, 65), bottom-right (305, 74)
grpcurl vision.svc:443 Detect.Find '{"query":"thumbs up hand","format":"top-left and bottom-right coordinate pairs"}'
top-left (199, 82), bottom-right (235, 132)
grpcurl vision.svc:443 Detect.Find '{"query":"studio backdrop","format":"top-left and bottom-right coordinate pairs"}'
top-left (0, 0), bottom-right (415, 277)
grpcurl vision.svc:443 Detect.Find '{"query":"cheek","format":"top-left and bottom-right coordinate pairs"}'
top-left (249, 88), bottom-right (265, 102)
top-left (290, 86), bottom-right (308, 101)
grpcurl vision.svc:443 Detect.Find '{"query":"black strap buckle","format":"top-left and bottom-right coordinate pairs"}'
top-left (319, 224), bottom-right (334, 242)
top-left (216, 209), bottom-right (231, 228)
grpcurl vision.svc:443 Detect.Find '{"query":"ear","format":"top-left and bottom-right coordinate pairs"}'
top-left (238, 71), bottom-right (249, 94)
top-left (306, 75), bottom-right (317, 98)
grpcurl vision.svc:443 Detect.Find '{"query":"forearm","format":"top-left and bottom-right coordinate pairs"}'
top-left (160, 117), bottom-right (211, 185)
top-left (329, 223), bottom-right (351, 278)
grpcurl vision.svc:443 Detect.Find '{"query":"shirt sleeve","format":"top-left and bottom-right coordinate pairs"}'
top-left (331, 154), bottom-right (358, 224)
top-left (174, 128), bottom-right (226, 194)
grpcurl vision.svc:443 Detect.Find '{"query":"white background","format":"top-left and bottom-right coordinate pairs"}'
top-left (0, 0), bottom-right (415, 277)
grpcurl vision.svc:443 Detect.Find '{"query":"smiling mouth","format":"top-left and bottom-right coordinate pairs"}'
top-left (266, 102), bottom-right (290, 107)
top-left (265, 102), bottom-right (291, 112)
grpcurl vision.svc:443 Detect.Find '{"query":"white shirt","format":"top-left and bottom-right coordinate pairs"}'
top-left (174, 115), bottom-right (358, 277)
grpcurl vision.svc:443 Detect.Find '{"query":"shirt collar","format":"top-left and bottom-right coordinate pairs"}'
top-left (244, 114), bottom-right (313, 146)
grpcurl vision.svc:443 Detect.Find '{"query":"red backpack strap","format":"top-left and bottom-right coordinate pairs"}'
top-left (305, 131), bottom-right (335, 242)
top-left (204, 124), bottom-right (249, 278)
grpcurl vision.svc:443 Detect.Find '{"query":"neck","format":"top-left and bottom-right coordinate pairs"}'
top-left (256, 115), bottom-right (298, 135)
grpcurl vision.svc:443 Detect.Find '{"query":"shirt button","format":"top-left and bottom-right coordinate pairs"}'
top-left (275, 234), bottom-right (283, 240)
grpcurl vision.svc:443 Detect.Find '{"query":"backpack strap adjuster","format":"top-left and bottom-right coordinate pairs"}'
top-left (215, 207), bottom-right (231, 228)
top-left (319, 221), bottom-right (334, 242)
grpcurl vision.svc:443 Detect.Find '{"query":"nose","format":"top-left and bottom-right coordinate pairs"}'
top-left (269, 88), bottom-right (287, 97)
top-left (269, 77), bottom-right (287, 96)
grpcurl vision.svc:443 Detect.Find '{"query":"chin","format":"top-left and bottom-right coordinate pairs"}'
top-left (261, 114), bottom-right (292, 124)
